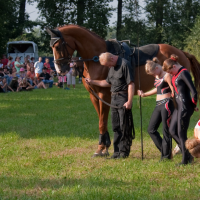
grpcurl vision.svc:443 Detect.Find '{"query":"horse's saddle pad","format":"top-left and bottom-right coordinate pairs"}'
top-left (106, 39), bottom-right (159, 67)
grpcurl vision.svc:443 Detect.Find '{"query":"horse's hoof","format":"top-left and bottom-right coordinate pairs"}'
top-left (102, 151), bottom-right (109, 157)
top-left (92, 152), bottom-right (103, 158)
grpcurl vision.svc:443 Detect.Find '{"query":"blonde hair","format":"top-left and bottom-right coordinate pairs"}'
top-left (185, 138), bottom-right (200, 157)
top-left (145, 57), bottom-right (160, 74)
top-left (99, 52), bottom-right (114, 64)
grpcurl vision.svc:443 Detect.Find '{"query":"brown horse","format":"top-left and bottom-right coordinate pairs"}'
top-left (47, 25), bottom-right (200, 157)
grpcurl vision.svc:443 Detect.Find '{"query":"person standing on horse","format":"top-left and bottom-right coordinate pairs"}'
top-left (86, 52), bottom-right (135, 159)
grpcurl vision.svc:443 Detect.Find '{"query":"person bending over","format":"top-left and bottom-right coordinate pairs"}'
top-left (86, 52), bottom-right (135, 159)
top-left (163, 54), bottom-right (199, 165)
top-left (138, 57), bottom-right (174, 161)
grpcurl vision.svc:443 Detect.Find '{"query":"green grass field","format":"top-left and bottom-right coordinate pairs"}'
top-left (0, 81), bottom-right (200, 200)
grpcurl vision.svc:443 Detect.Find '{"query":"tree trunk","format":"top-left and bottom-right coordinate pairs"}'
top-left (18, 0), bottom-right (26, 35)
top-left (155, 0), bottom-right (163, 43)
top-left (117, 0), bottom-right (122, 40)
top-left (77, 0), bottom-right (85, 26)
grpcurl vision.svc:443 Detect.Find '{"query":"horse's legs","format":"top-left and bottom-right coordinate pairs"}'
top-left (98, 89), bottom-right (111, 156)
top-left (89, 93), bottom-right (106, 156)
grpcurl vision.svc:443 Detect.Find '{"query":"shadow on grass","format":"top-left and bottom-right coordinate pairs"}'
top-left (0, 175), bottom-right (199, 200)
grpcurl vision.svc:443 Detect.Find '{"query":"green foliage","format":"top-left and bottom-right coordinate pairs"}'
top-left (185, 15), bottom-right (200, 61)
top-left (0, 81), bottom-right (200, 199)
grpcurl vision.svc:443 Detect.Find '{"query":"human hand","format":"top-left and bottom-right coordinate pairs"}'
top-left (137, 90), bottom-right (145, 97)
top-left (85, 78), bottom-right (92, 85)
top-left (123, 101), bottom-right (132, 109)
top-left (195, 107), bottom-right (199, 112)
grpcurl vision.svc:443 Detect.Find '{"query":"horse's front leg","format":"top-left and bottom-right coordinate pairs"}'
top-left (98, 88), bottom-right (111, 156)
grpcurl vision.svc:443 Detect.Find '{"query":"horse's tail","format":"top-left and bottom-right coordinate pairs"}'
top-left (183, 51), bottom-right (200, 102)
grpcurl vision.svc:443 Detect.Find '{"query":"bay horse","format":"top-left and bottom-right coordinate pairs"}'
top-left (47, 25), bottom-right (200, 157)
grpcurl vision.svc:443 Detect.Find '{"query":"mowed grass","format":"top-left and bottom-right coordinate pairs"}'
top-left (0, 81), bottom-right (200, 200)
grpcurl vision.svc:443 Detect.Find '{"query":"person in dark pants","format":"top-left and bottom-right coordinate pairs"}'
top-left (138, 57), bottom-right (174, 161)
top-left (85, 52), bottom-right (135, 158)
top-left (163, 54), bottom-right (199, 165)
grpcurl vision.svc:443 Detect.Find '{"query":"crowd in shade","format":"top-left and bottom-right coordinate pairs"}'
top-left (0, 55), bottom-right (78, 93)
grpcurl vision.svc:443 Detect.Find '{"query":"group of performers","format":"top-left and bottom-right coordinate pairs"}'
top-left (86, 52), bottom-right (199, 165)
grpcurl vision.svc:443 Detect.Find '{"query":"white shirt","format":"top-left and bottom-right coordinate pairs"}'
top-left (34, 61), bottom-right (43, 74)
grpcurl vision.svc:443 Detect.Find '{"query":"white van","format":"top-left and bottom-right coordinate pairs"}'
top-left (7, 41), bottom-right (39, 62)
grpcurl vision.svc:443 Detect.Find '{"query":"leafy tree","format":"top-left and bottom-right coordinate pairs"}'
top-left (185, 15), bottom-right (200, 61)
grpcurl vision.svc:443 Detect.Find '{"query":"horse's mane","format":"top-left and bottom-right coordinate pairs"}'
top-left (57, 24), bottom-right (104, 41)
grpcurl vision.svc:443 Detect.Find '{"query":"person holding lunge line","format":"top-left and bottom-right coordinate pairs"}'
top-left (86, 52), bottom-right (135, 159)
top-left (163, 54), bottom-right (198, 165)
top-left (138, 57), bottom-right (174, 161)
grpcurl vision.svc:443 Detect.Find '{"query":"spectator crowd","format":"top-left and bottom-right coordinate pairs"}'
top-left (0, 54), bottom-right (78, 93)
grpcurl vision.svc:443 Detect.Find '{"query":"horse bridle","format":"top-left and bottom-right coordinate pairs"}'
top-left (52, 36), bottom-right (75, 65)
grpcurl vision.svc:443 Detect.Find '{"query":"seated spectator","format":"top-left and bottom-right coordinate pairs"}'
top-left (30, 57), bottom-right (35, 67)
top-left (0, 68), bottom-right (4, 77)
top-left (17, 78), bottom-right (33, 92)
top-left (0, 60), bottom-right (3, 68)
top-left (3, 67), bottom-right (11, 85)
top-left (0, 77), bottom-right (14, 92)
top-left (18, 68), bottom-right (27, 85)
top-left (9, 68), bottom-right (19, 91)
top-left (44, 58), bottom-right (51, 74)
top-left (27, 66), bottom-right (37, 85)
top-left (39, 67), bottom-right (53, 88)
top-left (7, 56), bottom-right (13, 72)
top-left (15, 57), bottom-right (25, 73)
top-left (1, 55), bottom-right (8, 67)
top-left (26, 62), bottom-right (31, 72)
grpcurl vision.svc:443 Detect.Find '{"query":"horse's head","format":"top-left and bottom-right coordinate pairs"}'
top-left (46, 28), bottom-right (75, 74)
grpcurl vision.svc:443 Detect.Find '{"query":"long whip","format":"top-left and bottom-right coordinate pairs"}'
top-left (135, 0), bottom-right (143, 160)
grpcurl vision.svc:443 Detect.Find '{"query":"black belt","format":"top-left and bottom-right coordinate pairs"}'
top-left (111, 91), bottom-right (128, 96)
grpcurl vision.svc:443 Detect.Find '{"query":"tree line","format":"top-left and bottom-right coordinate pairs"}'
top-left (1, 0), bottom-right (200, 60)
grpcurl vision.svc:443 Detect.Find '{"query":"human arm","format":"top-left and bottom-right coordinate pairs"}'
top-left (8, 85), bottom-right (14, 92)
top-left (164, 73), bottom-right (174, 97)
top-left (123, 82), bottom-right (135, 109)
top-left (137, 88), bottom-right (157, 97)
top-left (182, 70), bottom-right (198, 108)
top-left (85, 78), bottom-right (111, 87)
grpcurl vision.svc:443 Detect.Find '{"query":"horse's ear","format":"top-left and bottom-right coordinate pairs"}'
top-left (46, 28), bottom-right (60, 38)
top-left (46, 27), bottom-right (52, 36)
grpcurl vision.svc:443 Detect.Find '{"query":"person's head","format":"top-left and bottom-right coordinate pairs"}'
top-left (8, 56), bottom-right (13, 61)
top-left (43, 67), bottom-right (47, 73)
top-left (30, 66), bottom-right (34, 72)
top-left (45, 58), bottom-right (49, 63)
top-left (145, 57), bottom-right (163, 76)
top-left (39, 57), bottom-right (42, 62)
top-left (185, 138), bottom-right (200, 158)
top-left (26, 55), bottom-right (30, 60)
top-left (3, 67), bottom-right (8, 72)
top-left (12, 67), bottom-right (17, 73)
top-left (20, 67), bottom-right (25, 74)
top-left (22, 78), bottom-right (27, 84)
top-left (163, 54), bottom-right (180, 75)
top-left (2, 77), bottom-right (6, 84)
top-left (31, 57), bottom-right (35, 62)
top-left (16, 57), bottom-right (20, 62)
top-left (99, 52), bottom-right (118, 67)
top-left (0, 68), bottom-right (3, 72)
top-left (2, 55), bottom-right (6, 59)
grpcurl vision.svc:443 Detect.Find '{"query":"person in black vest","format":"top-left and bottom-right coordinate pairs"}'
top-left (86, 52), bottom-right (135, 158)
top-left (39, 67), bottom-right (53, 88)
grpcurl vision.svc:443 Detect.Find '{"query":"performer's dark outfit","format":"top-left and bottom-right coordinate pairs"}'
top-left (148, 74), bottom-right (174, 159)
top-left (106, 57), bottom-right (134, 158)
top-left (169, 67), bottom-right (197, 164)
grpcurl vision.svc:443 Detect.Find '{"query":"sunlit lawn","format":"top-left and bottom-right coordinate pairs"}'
top-left (0, 80), bottom-right (200, 199)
